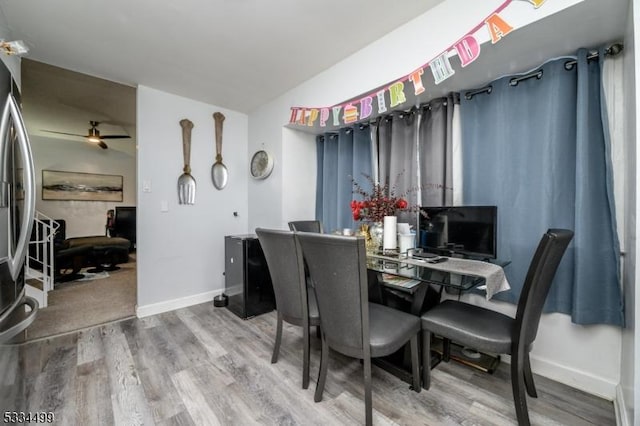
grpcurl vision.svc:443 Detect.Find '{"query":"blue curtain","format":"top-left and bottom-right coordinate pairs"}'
top-left (460, 49), bottom-right (622, 326)
top-left (316, 126), bottom-right (372, 233)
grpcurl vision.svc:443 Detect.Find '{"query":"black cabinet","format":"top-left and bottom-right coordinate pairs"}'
top-left (224, 235), bottom-right (275, 319)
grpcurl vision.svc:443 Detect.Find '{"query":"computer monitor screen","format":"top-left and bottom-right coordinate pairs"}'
top-left (418, 205), bottom-right (497, 259)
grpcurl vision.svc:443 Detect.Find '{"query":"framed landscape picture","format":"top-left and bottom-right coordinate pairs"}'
top-left (42, 170), bottom-right (123, 202)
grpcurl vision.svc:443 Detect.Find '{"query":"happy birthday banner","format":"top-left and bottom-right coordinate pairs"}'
top-left (288, 0), bottom-right (547, 132)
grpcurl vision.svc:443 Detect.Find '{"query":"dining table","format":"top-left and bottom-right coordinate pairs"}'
top-left (365, 250), bottom-right (511, 383)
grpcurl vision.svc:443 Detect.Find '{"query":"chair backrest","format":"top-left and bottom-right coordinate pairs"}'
top-left (296, 232), bottom-right (369, 359)
top-left (515, 228), bottom-right (574, 346)
top-left (114, 206), bottom-right (136, 245)
top-left (256, 228), bottom-right (308, 324)
top-left (288, 220), bottom-right (324, 233)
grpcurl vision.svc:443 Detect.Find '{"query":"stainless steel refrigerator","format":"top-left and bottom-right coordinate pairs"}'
top-left (0, 59), bottom-right (38, 343)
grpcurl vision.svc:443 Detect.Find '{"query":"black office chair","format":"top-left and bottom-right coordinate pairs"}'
top-left (255, 228), bottom-right (320, 389)
top-left (296, 232), bottom-right (420, 426)
top-left (420, 228), bottom-right (573, 426)
top-left (288, 220), bottom-right (324, 233)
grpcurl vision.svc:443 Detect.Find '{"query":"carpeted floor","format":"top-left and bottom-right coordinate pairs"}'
top-left (20, 255), bottom-right (137, 342)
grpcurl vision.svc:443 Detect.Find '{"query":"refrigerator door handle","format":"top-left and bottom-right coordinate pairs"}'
top-left (0, 94), bottom-right (36, 281)
top-left (0, 295), bottom-right (38, 343)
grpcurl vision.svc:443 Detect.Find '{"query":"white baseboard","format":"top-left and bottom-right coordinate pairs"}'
top-left (614, 383), bottom-right (631, 426)
top-left (136, 289), bottom-right (224, 318)
top-left (518, 353), bottom-right (617, 400)
top-left (25, 284), bottom-right (47, 308)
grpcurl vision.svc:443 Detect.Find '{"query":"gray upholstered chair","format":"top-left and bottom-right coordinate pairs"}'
top-left (288, 220), bottom-right (324, 233)
top-left (296, 232), bottom-right (420, 426)
top-left (421, 228), bottom-right (573, 426)
top-left (255, 228), bottom-right (320, 389)
top-left (288, 219), bottom-right (323, 293)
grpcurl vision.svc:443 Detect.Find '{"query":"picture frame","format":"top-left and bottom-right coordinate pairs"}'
top-left (42, 170), bottom-right (123, 202)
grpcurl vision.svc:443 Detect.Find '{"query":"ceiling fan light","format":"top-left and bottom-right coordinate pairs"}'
top-left (87, 136), bottom-right (101, 143)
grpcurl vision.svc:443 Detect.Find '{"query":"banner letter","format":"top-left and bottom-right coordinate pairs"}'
top-left (289, 108), bottom-right (300, 124)
top-left (297, 108), bottom-right (307, 125)
top-left (307, 109), bottom-right (319, 127)
top-left (388, 82), bottom-right (406, 108)
top-left (429, 52), bottom-right (455, 85)
top-left (320, 108), bottom-right (330, 127)
top-left (332, 106), bottom-right (342, 126)
top-left (376, 90), bottom-right (387, 114)
top-left (527, 0), bottom-right (546, 7)
top-left (409, 68), bottom-right (426, 96)
top-left (485, 13), bottom-right (513, 44)
top-left (454, 35), bottom-right (481, 67)
top-left (360, 97), bottom-right (373, 120)
top-left (343, 104), bottom-right (358, 124)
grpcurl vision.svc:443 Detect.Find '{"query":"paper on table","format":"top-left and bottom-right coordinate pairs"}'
top-left (376, 254), bottom-right (510, 299)
top-left (381, 273), bottom-right (421, 289)
top-left (419, 257), bottom-right (510, 299)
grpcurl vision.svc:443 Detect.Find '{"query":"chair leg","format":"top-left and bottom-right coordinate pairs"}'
top-left (364, 356), bottom-right (372, 426)
top-left (410, 334), bottom-right (420, 393)
top-left (421, 330), bottom-right (432, 390)
top-left (314, 334), bottom-right (329, 402)
top-left (511, 350), bottom-right (531, 426)
top-left (271, 311), bottom-right (283, 364)
top-left (443, 337), bottom-right (451, 362)
top-left (523, 352), bottom-right (537, 398)
top-left (302, 324), bottom-right (310, 389)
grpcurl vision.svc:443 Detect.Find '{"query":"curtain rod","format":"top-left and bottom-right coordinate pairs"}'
top-left (564, 42), bottom-right (624, 70)
top-left (465, 43), bottom-right (624, 100)
top-left (465, 86), bottom-right (492, 100)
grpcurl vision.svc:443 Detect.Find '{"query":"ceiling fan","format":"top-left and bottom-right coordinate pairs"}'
top-left (42, 121), bottom-right (131, 149)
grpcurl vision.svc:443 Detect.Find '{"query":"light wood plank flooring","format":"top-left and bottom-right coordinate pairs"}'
top-left (1, 303), bottom-right (615, 425)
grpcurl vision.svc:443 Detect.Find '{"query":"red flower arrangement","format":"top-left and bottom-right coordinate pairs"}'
top-left (351, 173), bottom-right (417, 223)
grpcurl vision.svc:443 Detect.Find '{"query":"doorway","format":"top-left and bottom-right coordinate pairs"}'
top-left (19, 59), bottom-right (137, 340)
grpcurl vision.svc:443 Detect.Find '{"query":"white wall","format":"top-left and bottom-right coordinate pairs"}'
top-left (248, 0), bottom-right (624, 399)
top-left (30, 135), bottom-right (136, 237)
top-left (622, 0), bottom-right (640, 423)
top-left (136, 86), bottom-right (248, 315)
top-left (0, 12), bottom-right (20, 87)
top-left (281, 128), bottom-right (316, 228)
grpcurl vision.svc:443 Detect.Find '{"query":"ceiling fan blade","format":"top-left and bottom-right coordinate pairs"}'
top-left (99, 135), bottom-right (131, 139)
top-left (41, 130), bottom-right (86, 137)
top-left (97, 141), bottom-right (109, 149)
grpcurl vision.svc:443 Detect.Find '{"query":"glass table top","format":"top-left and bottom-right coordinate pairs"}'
top-left (366, 252), bottom-right (486, 293)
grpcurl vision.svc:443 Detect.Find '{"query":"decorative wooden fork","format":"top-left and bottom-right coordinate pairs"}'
top-left (178, 119), bottom-right (196, 205)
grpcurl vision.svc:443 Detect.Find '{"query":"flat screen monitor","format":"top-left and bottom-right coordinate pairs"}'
top-left (418, 205), bottom-right (497, 259)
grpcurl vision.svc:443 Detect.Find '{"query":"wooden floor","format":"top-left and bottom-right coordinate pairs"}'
top-left (1, 303), bottom-right (615, 425)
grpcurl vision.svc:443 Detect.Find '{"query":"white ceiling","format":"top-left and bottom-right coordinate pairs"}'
top-left (1, 0), bottom-right (446, 113)
top-left (0, 0), bottom-right (630, 149)
top-left (21, 59), bottom-right (137, 153)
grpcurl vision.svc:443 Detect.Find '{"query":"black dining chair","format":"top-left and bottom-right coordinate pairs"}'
top-left (255, 228), bottom-right (321, 389)
top-left (288, 220), bottom-right (324, 233)
top-left (420, 228), bottom-right (574, 426)
top-left (296, 232), bottom-right (421, 426)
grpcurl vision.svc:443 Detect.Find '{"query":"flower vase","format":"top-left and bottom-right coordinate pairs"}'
top-left (368, 221), bottom-right (384, 254)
